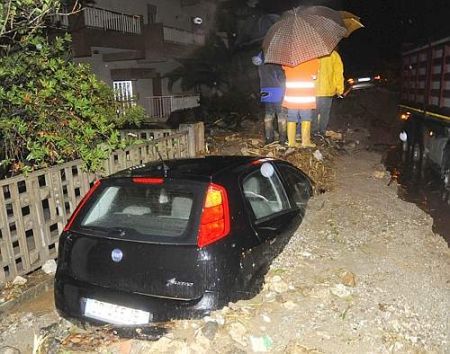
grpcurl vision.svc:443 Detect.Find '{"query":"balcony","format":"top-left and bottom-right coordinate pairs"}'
top-left (70, 7), bottom-right (144, 57)
top-left (82, 6), bottom-right (142, 34)
top-left (143, 24), bottom-right (205, 61)
top-left (144, 95), bottom-right (200, 120)
top-left (163, 26), bottom-right (205, 46)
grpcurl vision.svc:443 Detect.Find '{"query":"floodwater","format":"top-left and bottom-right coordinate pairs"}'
top-left (384, 145), bottom-right (450, 246)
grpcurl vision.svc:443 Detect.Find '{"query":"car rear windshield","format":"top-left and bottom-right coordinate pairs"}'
top-left (76, 179), bottom-right (203, 240)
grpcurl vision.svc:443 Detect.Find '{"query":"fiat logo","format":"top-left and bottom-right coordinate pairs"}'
top-left (111, 248), bottom-right (123, 263)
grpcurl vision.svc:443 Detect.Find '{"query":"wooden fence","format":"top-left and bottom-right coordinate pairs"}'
top-left (0, 124), bottom-right (203, 283)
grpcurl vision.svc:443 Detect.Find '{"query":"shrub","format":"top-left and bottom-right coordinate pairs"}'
top-left (0, 34), bottom-right (124, 174)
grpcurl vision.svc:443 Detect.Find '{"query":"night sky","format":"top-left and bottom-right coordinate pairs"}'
top-left (257, 0), bottom-right (450, 74)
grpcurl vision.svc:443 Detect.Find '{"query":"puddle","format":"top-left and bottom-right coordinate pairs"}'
top-left (384, 145), bottom-right (450, 246)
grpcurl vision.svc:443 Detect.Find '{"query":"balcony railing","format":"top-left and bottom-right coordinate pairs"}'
top-left (163, 26), bottom-right (205, 46)
top-left (83, 6), bottom-right (142, 34)
top-left (144, 95), bottom-right (200, 119)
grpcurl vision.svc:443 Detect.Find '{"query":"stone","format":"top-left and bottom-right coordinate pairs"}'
top-left (313, 150), bottom-right (323, 161)
top-left (228, 322), bottom-right (247, 346)
top-left (249, 335), bottom-right (273, 352)
top-left (0, 346), bottom-right (21, 354)
top-left (269, 276), bottom-right (289, 293)
top-left (341, 271), bottom-right (356, 287)
top-left (42, 259), bottom-right (57, 274)
top-left (283, 301), bottom-right (298, 310)
top-left (12, 276), bottom-right (27, 286)
top-left (261, 314), bottom-right (271, 323)
top-left (201, 321), bottom-right (219, 340)
top-left (372, 170), bottom-right (385, 179)
top-left (330, 284), bottom-right (352, 298)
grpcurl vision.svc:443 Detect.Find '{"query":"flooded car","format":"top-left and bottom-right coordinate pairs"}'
top-left (54, 156), bottom-right (312, 325)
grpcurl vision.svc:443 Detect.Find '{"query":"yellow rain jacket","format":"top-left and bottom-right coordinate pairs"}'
top-left (316, 51), bottom-right (344, 97)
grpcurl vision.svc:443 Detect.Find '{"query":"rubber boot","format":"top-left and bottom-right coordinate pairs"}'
top-left (264, 114), bottom-right (275, 145)
top-left (301, 121), bottom-right (316, 148)
top-left (287, 122), bottom-right (300, 148)
top-left (277, 114), bottom-right (287, 145)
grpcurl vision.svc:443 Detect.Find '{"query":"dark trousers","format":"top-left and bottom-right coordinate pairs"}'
top-left (314, 96), bottom-right (333, 134)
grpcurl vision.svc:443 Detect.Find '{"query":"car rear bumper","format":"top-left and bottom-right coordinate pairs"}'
top-left (54, 273), bottom-right (220, 323)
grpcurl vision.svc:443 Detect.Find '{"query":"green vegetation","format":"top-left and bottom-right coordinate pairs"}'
top-left (0, 1), bottom-right (144, 176)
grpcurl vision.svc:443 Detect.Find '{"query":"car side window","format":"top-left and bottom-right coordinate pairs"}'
top-left (242, 166), bottom-right (290, 220)
top-left (277, 165), bottom-right (311, 209)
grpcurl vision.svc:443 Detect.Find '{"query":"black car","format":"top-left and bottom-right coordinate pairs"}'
top-left (55, 156), bottom-right (312, 325)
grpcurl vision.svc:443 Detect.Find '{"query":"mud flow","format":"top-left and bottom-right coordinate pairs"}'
top-left (385, 145), bottom-right (450, 246)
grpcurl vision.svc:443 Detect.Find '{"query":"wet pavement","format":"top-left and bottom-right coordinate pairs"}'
top-left (384, 145), bottom-right (450, 246)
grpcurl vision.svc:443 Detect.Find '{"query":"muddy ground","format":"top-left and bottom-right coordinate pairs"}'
top-left (0, 88), bottom-right (449, 353)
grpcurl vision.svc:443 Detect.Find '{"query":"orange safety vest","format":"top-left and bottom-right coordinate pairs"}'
top-left (282, 59), bottom-right (319, 109)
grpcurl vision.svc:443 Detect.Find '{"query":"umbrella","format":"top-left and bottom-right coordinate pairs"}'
top-left (235, 13), bottom-right (280, 47)
top-left (262, 6), bottom-right (347, 67)
top-left (340, 11), bottom-right (364, 37)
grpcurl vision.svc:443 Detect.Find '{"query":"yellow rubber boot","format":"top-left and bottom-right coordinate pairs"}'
top-left (301, 121), bottom-right (316, 148)
top-left (287, 122), bottom-right (300, 147)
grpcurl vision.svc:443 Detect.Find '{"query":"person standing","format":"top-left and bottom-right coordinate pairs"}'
top-left (282, 59), bottom-right (319, 148)
top-left (252, 52), bottom-right (287, 145)
top-left (315, 50), bottom-right (344, 135)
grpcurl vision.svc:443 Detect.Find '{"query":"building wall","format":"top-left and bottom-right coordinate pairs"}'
top-left (71, 0), bottom-right (216, 119)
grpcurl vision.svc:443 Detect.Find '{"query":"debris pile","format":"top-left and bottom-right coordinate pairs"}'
top-left (206, 132), bottom-right (342, 192)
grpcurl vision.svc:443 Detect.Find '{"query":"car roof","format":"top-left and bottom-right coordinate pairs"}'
top-left (110, 155), bottom-right (266, 180)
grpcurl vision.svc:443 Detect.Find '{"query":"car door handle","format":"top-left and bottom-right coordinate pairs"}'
top-left (258, 226), bottom-right (277, 231)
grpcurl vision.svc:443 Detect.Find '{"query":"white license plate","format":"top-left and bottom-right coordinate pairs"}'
top-left (83, 298), bottom-right (151, 325)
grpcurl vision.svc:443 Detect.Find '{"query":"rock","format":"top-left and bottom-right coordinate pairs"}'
top-left (285, 341), bottom-right (320, 354)
top-left (42, 259), bottom-right (57, 274)
top-left (341, 271), bottom-right (357, 287)
top-left (268, 275), bottom-right (289, 293)
top-left (0, 346), bottom-right (21, 354)
top-left (12, 276), bottom-right (27, 286)
top-left (214, 314), bottom-right (225, 326)
top-left (330, 284), bottom-right (352, 298)
top-left (249, 335), bottom-right (273, 352)
top-left (325, 130), bottom-right (343, 141)
top-left (225, 346), bottom-right (247, 354)
top-left (283, 300), bottom-right (298, 310)
top-left (313, 150), bottom-right (323, 161)
top-left (201, 321), bottom-right (219, 340)
top-left (261, 314), bottom-right (271, 323)
top-left (228, 322), bottom-right (247, 346)
top-left (191, 332), bottom-right (211, 353)
top-left (372, 170), bottom-right (385, 179)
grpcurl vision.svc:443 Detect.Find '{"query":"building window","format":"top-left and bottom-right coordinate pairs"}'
top-left (113, 80), bottom-right (135, 103)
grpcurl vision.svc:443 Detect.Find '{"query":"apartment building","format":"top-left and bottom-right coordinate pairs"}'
top-left (64, 0), bottom-right (219, 120)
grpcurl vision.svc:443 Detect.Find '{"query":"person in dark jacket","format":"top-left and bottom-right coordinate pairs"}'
top-left (252, 52), bottom-right (287, 145)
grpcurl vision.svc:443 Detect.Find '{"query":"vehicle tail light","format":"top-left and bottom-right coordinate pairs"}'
top-left (132, 177), bottom-right (164, 184)
top-left (197, 183), bottom-right (230, 248)
top-left (64, 179), bottom-right (101, 232)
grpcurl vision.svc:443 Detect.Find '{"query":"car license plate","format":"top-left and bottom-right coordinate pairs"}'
top-left (84, 298), bottom-right (151, 325)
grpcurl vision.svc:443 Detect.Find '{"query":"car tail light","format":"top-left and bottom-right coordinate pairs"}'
top-left (63, 180), bottom-right (101, 232)
top-left (132, 177), bottom-right (164, 184)
top-left (197, 183), bottom-right (230, 248)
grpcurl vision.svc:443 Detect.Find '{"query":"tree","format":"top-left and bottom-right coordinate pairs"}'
top-left (0, 1), bottom-right (127, 175)
top-left (166, 34), bottom-right (233, 94)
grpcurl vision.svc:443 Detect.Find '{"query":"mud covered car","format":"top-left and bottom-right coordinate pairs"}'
top-left (55, 156), bottom-right (312, 325)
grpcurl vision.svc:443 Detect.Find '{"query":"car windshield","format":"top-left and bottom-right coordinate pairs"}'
top-left (79, 182), bottom-right (197, 238)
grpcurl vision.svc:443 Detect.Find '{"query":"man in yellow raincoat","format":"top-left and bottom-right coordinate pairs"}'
top-left (315, 50), bottom-right (344, 135)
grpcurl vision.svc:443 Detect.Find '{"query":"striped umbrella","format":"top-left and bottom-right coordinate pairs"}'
top-left (263, 6), bottom-right (347, 67)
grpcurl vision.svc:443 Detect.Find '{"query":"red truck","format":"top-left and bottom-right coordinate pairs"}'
top-left (399, 37), bottom-right (450, 200)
